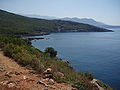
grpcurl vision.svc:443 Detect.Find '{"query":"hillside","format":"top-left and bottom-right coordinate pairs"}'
top-left (0, 51), bottom-right (74, 90)
top-left (0, 35), bottom-right (113, 90)
top-left (0, 9), bottom-right (112, 35)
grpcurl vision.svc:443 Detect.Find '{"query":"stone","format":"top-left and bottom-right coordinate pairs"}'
top-left (8, 82), bottom-right (16, 88)
top-left (5, 72), bottom-right (12, 78)
top-left (44, 73), bottom-right (53, 79)
top-left (48, 79), bottom-right (55, 85)
top-left (43, 68), bottom-right (53, 79)
top-left (0, 65), bottom-right (5, 72)
top-left (0, 81), bottom-right (9, 85)
top-left (57, 72), bottom-right (64, 78)
top-left (5, 71), bottom-right (20, 78)
top-left (14, 71), bottom-right (20, 75)
top-left (37, 80), bottom-right (48, 86)
top-left (44, 68), bottom-right (52, 74)
top-left (23, 75), bottom-right (29, 80)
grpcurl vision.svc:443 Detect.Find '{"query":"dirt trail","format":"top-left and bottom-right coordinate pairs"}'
top-left (0, 52), bottom-right (75, 90)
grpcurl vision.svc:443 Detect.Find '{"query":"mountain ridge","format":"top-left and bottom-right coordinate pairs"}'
top-left (23, 14), bottom-right (120, 28)
top-left (0, 9), bottom-right (113, 36)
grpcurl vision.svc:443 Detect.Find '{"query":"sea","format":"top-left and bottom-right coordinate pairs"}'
top-left (31, 28), bottom-right (120, 90)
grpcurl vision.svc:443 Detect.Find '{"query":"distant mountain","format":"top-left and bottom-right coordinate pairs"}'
top-left (61, 18), bottom-right (105, 27)
top-left (61, 17), bottom-right (120, 28)
top-left (23, 14), bottom-right (120, 28)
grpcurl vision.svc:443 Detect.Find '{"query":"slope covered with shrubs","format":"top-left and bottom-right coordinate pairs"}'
top-left (0, 35), bottom-right (113, 90)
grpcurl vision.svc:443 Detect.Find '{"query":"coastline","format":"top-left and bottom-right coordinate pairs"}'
top-left (0, 34), bottom-right (114, 90)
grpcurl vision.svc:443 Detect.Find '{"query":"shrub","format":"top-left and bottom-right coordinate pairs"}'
top-left (73, 82), bottom-right (87, 90)
top-left (45, 47), bottom-right (57, 57)
top-left (84, 72), bottom-right (95, 80)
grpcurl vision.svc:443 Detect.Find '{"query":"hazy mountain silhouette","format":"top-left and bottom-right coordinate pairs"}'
top-left (61, 17), bottom-right (120, 28)
top-left (23, 14), bottom-right (120, 28)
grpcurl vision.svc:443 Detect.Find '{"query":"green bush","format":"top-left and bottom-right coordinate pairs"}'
top-left (84, 72), bottom-right (95, 80)
top-left (73, 82), bottom-right (87, 90)
top-left (45, 47), bottom-right (57, 57)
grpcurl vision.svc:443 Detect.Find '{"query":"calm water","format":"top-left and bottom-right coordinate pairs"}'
top-left (31, 28), bottom-right (120, 89)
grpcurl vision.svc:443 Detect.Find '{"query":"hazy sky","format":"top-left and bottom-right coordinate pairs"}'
top-left (0, 0), bottom-right (120, 25)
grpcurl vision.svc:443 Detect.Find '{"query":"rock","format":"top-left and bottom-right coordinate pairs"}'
top-left (5, 72), bottom-right (13, 78)
top-left (14, 71), bottom-right (20, 75)
top-left (57, 72), bottom-right (64, 78)
top-left (43, 68), bottom-right (53, 79)
top-left (0, 67), bottom-right (5, 72)
top-left (44, 73), bottom-right (53, 79)
top-left (0, 81), bottom-right (9, 85)
top-left (8, 82), bottom-right (16, 88)
top-left (44, 68), bottom-right (52, 74)
top-left (23, 75), bottom-right (29, 80)
top-left (42, 78), bottom-right (49, 82)
top-left (48, 79), bottom-right (55, 85)
top-left (0, 65), bottom-right (5, 72)
top-left (37, 80), bottom-right (48, 86)
top-left (0, 81), bottom-right (16, 88)
top-left (5, 71), bottom-right (20, 78)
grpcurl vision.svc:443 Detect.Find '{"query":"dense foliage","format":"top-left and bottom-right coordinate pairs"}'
top-left (45, 47), bottom-right (57, 57)
top-left (0, 9), bottom-right (112, 35)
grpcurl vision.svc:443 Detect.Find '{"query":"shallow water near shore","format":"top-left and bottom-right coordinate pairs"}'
top-left (31, 28), bottom-right (120, 89)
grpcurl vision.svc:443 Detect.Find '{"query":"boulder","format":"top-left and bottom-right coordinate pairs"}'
top-left (0, 65), bottom-right (5, 72)
top-left (48, 79), bottom-right (55, 85)
top-left (0, 81), bottom-right (16, 88)
top-left (43, 68), bottom-right (53, 79)
top-left (8, 82), bottom-right (16, 88)
top-left (5, 71), bottom-right (20, 78)
top-left (44, 68), bottom-right (52, 74)
top-left (37, 80), bottom-right (48, 86)
top-left (57, 72), bottom-right (64, 78)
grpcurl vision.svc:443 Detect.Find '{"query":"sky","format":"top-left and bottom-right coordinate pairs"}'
top-left (0, 0), bottom-right (120, 25)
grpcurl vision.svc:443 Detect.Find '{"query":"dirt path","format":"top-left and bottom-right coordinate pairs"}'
top-left (0, 51), bottom-right (75, 90)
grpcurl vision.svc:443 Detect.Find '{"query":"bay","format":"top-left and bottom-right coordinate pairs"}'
top-left (31, 28), bottom-right (120, 89)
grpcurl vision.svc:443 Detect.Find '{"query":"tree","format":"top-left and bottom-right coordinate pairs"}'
top-left (45, 47), bottom-right (57, 57)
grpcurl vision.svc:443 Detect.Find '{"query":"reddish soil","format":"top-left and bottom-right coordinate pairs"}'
top-left (0, 52), bottom-right (75, 90)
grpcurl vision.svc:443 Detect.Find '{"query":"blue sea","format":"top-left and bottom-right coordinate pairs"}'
top-left (31, 28), bottom-right (120, 90)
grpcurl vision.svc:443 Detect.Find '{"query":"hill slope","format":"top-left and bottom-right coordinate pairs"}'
top-left (0, 51), bottom-right (75, 90)
top-left (0, 35), bottom-right (114, 90)
top-left (0, 9), bottom-right (112, 35)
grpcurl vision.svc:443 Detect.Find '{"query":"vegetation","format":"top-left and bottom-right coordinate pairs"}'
top-left (0, 9), bottom-right (114, 90)
top-left (97, 80), bottom-right (115, 90)
top-left (0, 9), bottom-right (112, 35)
top-left (0, 35), bottom-right (113, 90)
top-left (45, 47), bottom-right (57, 57)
